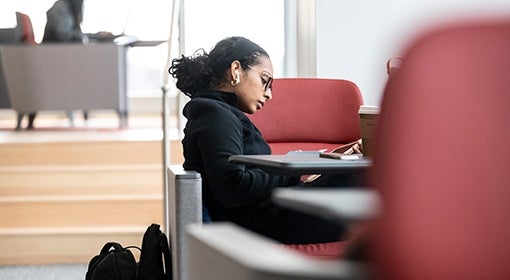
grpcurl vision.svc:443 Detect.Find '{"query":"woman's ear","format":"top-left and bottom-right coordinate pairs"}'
top-left (228, 60), bottom-right (242, 87)
top-left (230, 60), bottom-right (242, 80)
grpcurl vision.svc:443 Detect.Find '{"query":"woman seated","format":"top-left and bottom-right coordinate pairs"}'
top-left (169, 36), bottom-right (365, 244)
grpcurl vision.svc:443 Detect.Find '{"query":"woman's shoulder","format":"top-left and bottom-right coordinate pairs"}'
top-left (187, 95), bottom-right (230, 111)
top-left (184, 95), bottom-right (241, 121)
top-left (187, 91), bottom-right (238, 112)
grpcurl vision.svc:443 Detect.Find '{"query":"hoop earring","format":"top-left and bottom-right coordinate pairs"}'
top-left (230, 78), bottom-right (240, 87)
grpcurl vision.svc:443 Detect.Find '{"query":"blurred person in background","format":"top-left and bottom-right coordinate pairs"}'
top-left (19, 0), bottom-right (112, 129)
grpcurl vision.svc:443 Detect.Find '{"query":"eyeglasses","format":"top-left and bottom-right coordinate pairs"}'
top-left (246, 65), bottom-right (273, 92)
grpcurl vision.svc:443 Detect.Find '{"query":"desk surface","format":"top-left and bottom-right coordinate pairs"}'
top-left (129, 40), bottom-right (166, 47)
top-left (272, 188), bottom-right (380, 222)
top-left (109, 35), bottom-right (165, 47)
top-left (228, 152), bottom-right (372, 175)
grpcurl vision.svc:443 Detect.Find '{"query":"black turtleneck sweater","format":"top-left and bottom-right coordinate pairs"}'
top-left (182, 90), bottom-right (300, 231)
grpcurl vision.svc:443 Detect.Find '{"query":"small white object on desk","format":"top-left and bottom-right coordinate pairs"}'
top-left (340, 154), bottom-right (363, 160)
top-left (319, 152), bottom-right (363, 160)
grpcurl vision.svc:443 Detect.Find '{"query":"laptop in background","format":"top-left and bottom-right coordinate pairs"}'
top-left (90, 11), bottom-right (139, 45)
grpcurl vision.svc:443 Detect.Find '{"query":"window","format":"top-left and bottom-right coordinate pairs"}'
top-left (82, 0), bottom-right (172, 97)
top-left (182, 0), bottom-right (285, 77)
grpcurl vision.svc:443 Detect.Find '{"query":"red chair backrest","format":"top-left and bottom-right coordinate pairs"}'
top-left (16, 12), bottom-right (36, 45)
top-left (371, 20), bottom-right (510, 280)
top-left (247, 78), bottom-right (364, 154)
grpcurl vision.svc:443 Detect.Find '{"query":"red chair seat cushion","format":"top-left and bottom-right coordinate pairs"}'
top-left (281, 240), bottom-right (349, 259)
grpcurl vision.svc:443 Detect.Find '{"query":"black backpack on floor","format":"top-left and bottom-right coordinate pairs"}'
top-left (86, 223), bottom-right (172, 280)
top-left (85, 242), bottom-right (139, 280)
top-left (138, 223), bottom-right (172, 280)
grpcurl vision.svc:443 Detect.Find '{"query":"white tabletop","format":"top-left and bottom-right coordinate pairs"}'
top-left (272, 188), bottom-right (381, 222)
top-left (229, 151), bottom-right (372, 175)
top-left (229, 151), bottom-right (372, 174)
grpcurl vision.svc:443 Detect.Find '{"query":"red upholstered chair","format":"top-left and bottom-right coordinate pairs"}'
top-left (370, 19), bottom-right (510, 280)
top-left (246, 78), bottom-right (365, 258)
top-left (11, 12), bottom-right (38, 129)
top-left (15, 12), bottom-right (36, 45)
top-left (247, 78), bottom-right (364, 154)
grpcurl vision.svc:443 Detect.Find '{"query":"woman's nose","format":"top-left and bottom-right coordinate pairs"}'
top-left (264, 89), bottom-right (272, 100)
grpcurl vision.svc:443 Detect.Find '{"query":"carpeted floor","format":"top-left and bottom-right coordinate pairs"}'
top-left (0, 264), bottom-right (88, 280)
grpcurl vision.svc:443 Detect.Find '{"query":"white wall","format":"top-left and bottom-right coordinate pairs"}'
top-left (316, 0), bottom-right (510, 106)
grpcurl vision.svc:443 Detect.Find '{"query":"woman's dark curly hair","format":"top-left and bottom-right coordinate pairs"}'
top-left (168, 36), bottom-right (269, 97)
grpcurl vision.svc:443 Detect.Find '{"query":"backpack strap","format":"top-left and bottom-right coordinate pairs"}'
top-left (159, 232), bottom-right (172, 280)
top-left (99, 242), bottom-right (124, 254)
